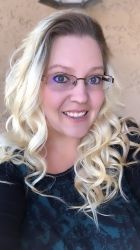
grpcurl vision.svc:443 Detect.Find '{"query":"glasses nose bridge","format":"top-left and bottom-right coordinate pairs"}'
top-left (73, 77), bottom-right (86, 86)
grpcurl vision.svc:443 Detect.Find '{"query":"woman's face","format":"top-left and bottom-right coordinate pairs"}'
top-left (41, 35), bottom-right (105, 140)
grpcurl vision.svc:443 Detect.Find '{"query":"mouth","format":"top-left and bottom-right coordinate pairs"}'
top-left (63, 111), bottom-right (88, 119)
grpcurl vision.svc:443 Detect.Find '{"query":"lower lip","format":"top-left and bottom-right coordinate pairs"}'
top-left (63, 112), bottom-right (88, 122)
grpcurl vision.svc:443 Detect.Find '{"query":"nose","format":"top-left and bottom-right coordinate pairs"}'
top-left (70, 80), bottom-right (89, 104)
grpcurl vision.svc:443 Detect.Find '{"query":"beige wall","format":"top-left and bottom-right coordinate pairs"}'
top-left (0, 0), bottom-right (140, 131)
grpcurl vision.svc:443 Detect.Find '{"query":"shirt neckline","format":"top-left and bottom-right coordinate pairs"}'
top-left (47, 166), bottom-right (74, 178)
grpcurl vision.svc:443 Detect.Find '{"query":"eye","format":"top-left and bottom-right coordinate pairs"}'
top-left (53, 74), bottom-right (70, 84)
top-left (87, 75), bottom-right (102, 85)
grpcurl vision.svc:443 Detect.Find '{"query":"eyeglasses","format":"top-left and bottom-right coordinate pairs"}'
top-left (43, 72), bottom-right (114, 91)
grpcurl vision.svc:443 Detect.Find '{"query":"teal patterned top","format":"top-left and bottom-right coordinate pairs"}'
top-left (0, 131), bottom-right (140, 250)
top-left (20, 163), bottom-right (140, 250)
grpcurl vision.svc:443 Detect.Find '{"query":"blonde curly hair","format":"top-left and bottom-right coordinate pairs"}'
top-left (0, 10), bottom-right (139, 225)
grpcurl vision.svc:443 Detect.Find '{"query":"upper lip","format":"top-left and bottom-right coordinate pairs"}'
top-left (63, 110), bottom-right (88, 112)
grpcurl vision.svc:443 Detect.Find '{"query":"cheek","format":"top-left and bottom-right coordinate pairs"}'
top-left (91, 91), bottom-right (105, 109)
top-left (41, 85), bottom-right (65, 113)
top-left (41, 86), bottom-right (54, 112)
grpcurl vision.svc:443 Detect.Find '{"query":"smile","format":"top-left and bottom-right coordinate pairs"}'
top-left (63, 111), bottom-right (88, 118)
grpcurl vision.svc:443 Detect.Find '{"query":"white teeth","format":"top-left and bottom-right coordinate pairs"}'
top-left (64, 111), bottom-right (87, 118)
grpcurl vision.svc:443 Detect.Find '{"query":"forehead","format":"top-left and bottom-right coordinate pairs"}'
top-left (47, 35), bottom-right (104, 73)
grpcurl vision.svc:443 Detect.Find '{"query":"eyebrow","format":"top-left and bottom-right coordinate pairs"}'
top-left (47, 64), bottom-right (104, 72)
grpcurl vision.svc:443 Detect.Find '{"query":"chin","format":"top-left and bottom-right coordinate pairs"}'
top-left (66, 129), bottom-right (90, 140)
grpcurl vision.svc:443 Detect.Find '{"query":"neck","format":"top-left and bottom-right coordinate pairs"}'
top-left (44, 133), bottom-right (80, 174)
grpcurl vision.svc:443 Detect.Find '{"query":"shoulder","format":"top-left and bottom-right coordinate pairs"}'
top-left (124, 120), bottom-right (140, 202)
top-left (0, 162), bottom-right (26, 248)
top-left (125, 119), bottom-right (140, 161)
top-left (0, 161), bottom-right (26, 217)
top-left (0, 161), bottom-right (27, 186)
top-left (126, 119), bottom-right (140, 143)
top-left (119, 118), bottom-right (140, 201)
top-left (124, 163), bottom-right (140, 203)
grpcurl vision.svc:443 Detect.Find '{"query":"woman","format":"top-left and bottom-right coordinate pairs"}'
top-left (0, 10), bottom-right (140, 250)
